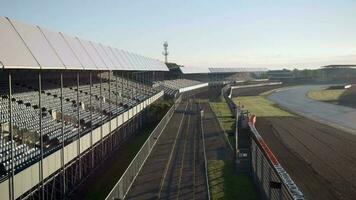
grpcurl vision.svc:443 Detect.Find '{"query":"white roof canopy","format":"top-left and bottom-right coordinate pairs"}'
top-left (179, 66), bottom-right (267, 74)
top-left (0, 17), bottom-right (40, 69)
top-left (180, 66), bottom-right (210, 74)
top-left (0, 17), bottom-right (168, 71)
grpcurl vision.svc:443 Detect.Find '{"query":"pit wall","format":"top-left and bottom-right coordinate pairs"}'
top-left (0, 91), bottom-right (164, 200)
top-left (222, 85), bottom-right (304, 200)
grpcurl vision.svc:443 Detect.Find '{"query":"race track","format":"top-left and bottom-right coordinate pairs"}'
top-left (268, 85), bottom-right (356, 134)
top-left (232, 85), bottom-right (356, 200)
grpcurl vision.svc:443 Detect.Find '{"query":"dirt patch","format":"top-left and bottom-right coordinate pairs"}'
top-left (256, 116), bottom-right (356, 200)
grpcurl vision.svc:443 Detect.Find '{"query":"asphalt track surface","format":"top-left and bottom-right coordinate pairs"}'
top-left (233, 85), bottom-right (356, 200)
top-left (268, 85), bottom-right (356, 134)
top-left (126, 99), bottom-right (208, 200)
top-left (200, 102), bottom-right (232, 161)
top-left (195, 87), bottom-right (233, 161)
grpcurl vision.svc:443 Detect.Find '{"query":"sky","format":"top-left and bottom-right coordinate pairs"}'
top-left (1, 0), bottom-right (356, 69)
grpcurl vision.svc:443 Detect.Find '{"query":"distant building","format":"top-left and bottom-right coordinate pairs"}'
top-left (320, 65), bottom-right (356, 83)
top-left (266, 69), bottom-right (294, 81)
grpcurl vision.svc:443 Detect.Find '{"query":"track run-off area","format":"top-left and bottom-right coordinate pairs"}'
top-left (232, 84), bottom-right (356, 200)
top-left (125, 99), bottom-right (208, 200)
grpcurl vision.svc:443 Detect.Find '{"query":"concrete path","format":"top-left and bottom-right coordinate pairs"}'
top-left (268, 85), bottom-right (356, 134)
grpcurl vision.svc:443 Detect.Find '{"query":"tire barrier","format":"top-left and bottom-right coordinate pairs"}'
top-left (105, 96), bottom-right (182, 200)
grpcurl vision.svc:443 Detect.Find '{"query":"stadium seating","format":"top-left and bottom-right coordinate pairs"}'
top-left (0, 74), bottom-right (160, 178)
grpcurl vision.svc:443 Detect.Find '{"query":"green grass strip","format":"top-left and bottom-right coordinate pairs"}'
top-left (209, 101), bottom-right (235, 147)
top-left (233, 96), bottom-right (293, 117)
top-left (208, 160), bottom-right (258, 200)
top-left (307, 88), bottom-right (345, 103)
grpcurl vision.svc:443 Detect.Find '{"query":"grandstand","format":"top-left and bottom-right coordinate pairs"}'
top-left (153, 79), bottom-right (207, 97)
top-left (0, 16), bottom-right (268, 200)
top-left (0, 17), bottom-right (167, 200)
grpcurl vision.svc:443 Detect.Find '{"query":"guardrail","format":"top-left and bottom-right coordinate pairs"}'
top-left (222, 85), bottom-right (304, 200)
top-left (105, 95), bottom-right (182, 200)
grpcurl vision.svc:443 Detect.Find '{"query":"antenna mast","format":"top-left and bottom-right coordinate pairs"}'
top-left (162, 41), bottom-right (169, 63)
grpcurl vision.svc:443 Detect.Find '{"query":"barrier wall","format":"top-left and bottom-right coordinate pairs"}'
top-left (230, 82), bottom-right (282, 90)
top-left (222, 85), bottom-right (304, 200)
top-left (106, 95), bottom-right (182, 200)
top-left (0, 91), bottom-right (164, 200)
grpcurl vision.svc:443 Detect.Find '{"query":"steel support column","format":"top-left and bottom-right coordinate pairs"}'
top-left (89, 72), bottom-right (94, 168)
top-left (108, 72), bottom-right (112, 152)
top-left (76, 72), bottom-right (82, 180)
top-left (8, 73), bottom-right (14, 200)
top-left (38, 73), bottom-right (44, 200)
top-left (60, 72), bottom-right (66, 198)
top-left (100, 72), bottom-right (104, 158)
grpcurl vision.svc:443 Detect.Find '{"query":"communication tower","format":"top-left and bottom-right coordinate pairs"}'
top-left (162, 41), bottom-right (169, 63)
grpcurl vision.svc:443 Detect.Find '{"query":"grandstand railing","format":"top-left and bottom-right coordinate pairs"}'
top-left (105, 95), bottom-right (182, 200)
top-left (223, 85), bottom-right (304, 200)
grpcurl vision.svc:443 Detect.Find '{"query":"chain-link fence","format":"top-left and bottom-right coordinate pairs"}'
top-left (105, 96), bottom-right (182, 200)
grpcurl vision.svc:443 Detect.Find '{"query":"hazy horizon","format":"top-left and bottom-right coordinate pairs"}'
top-left (1, 0), bottom-right (356, 70)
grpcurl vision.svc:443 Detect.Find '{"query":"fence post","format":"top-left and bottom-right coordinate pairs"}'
top-left (260, 155), bottom-right (264, 198)
top-left (118, 180), bottom-right (124, 199)
top-left (268, 167), bottom-right (272, 199)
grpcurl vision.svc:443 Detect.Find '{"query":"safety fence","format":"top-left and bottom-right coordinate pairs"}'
top-left (223, 85), bottom-right (304, 200)
top-left (105, 95), bottom-right (182, 200)
top-left (249, 119), bottom-right (304, 200)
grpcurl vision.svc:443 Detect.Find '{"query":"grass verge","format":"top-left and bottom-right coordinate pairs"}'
top-left (209, 100), bottom-right (235, 147)
top-left (208, 160), bottom-right (258, 200)
top-left (307, 88), bottom-right (345, 103)
top-left (83, 126), bottom-right (155, 200)
top-left (233, 96), bottom-right (293, 117)
top-left (208, 96), bottom-right (259, 200)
